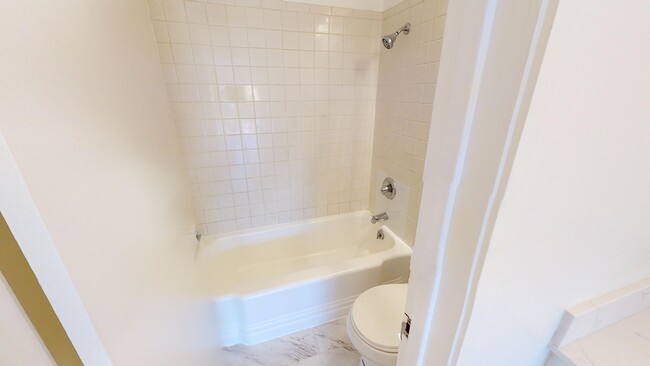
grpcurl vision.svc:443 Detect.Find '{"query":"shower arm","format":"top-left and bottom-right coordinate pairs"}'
top-left (396, 23), bottom-right (411, 35)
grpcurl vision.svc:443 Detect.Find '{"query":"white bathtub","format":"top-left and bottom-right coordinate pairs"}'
top-left (199, 210), bottom-right (412, 346)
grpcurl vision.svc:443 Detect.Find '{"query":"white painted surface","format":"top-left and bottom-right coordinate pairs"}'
top-left (396, 0), bottom-right (557, 364)
top-left (457, 1), bottom-right (650, 365)
top-left (201, 211), bottom-right (411, 345)
top-left (0, 273), bottom-right (55, 366)
top-left (0, 1), bottom-right (223, 364)
top-left (0, 136), bottom-right (110, 364)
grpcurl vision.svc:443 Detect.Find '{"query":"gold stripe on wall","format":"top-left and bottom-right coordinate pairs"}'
top-left (0, 213), bottom-right (83, 365)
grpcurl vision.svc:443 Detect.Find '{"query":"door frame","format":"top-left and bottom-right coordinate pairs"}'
top-left (0, 135), bottom-right (111, 365)
top-left (398, 0), bottom-right (559, 364)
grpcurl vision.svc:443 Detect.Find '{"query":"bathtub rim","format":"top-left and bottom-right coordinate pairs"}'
top-left (212, 223), bottom-right (411, 297)
top-left (200, 210), bottom-right (377, 251)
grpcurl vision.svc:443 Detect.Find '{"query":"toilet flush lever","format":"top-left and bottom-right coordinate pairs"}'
top-left (400, 313), bottom-right (411, 340)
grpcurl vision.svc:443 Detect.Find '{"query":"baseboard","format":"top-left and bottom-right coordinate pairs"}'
top-left (217, 294), bottom-right (358, 346)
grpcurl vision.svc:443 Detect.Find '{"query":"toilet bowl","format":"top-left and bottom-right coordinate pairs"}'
top-left (347, 284), bottom-right (408, 366)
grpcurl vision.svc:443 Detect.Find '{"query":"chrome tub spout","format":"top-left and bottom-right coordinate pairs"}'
top-left (371, 212), bottom-right (389, 224)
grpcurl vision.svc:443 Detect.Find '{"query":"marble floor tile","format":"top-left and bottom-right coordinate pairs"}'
top-left (222, 318), bottom-right (361, 366)
top-left (296, 351), bottom-right (360, 366)
top-left (313, 318), bottom-right (357, 354)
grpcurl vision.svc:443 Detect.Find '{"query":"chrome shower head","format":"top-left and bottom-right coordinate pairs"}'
top-left (382, 23), bottom-right (410, 49)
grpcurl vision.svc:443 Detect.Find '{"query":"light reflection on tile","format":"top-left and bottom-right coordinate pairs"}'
top-left (222, 318), bottom-right (360, 366)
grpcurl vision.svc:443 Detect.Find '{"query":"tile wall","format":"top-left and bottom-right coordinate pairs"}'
top-left (369, 0), bottom-right (447, 245)
top-left (148, 0), bottom-right (382, 234)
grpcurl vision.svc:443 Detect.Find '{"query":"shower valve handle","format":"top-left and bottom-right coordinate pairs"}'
top-left (380, 177), bottom-right (396, 199)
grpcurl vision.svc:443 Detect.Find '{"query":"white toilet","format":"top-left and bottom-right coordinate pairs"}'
top-left (346, 284), bottom-right (408, 366)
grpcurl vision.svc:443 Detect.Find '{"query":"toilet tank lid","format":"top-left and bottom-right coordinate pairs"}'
top-left (351, 284), bottom-right (408, 353)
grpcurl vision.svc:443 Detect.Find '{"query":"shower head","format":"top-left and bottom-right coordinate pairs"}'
top-left (382, 23), bottom-right (410, 49)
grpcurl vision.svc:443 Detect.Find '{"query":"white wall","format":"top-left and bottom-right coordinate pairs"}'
top-left (0, 1), bottom-right (223, 364)
top-left (457, 1), bottom-right (650, 365)
top-left (0, 274), bottom-right (54, 366)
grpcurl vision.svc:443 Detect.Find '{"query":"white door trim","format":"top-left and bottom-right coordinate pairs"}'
top-left (398, 0), bottom-right (559, 365)
top-left (0, 134), bottom-right (111, 365)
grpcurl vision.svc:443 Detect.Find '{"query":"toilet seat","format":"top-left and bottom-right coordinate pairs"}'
top-left (349, 284), bottom-right (408, 354)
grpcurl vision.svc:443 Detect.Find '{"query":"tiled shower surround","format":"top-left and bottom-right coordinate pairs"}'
top-left (148, 0), bottom-right (446, 237)
top-left (370, 0), bottom-right (447, 244)
top-left (149, 0), bottom-right (380, 234)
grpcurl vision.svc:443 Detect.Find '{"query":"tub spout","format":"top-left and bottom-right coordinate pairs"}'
top-left (371, 212), bottom-right (389, 224)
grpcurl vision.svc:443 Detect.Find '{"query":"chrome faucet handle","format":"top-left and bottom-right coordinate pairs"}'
top-left (380, 177), bottom-right (396, 200)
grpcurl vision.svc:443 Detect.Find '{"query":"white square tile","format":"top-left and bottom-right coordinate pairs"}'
top-left (236, 85), bottom-right (254, 101)
top-left (157, 43), bottom-right (174, 63)
top-left (298, 13), bottom-right (314, 32)
top-left (168, 22), bottom-right (191, 43)
top-left (249, 48), bottom-right (267, 66)
top-left (163, 0), bottom-right (186, 22)
top-left (263, 9), bottom-right (282, 30)
top-left (282, 31), bottom-right (300, 50)
top-left (212, 46), bottom-right (232, 65)
top-left (229, 28), bottom-right (249, 47)
top-left (207, 136), bottom-right (226, 151)
top-left (172, 43), bottom-right (195, 64)
top-left (231, 47), bottom-right (251, 66)
top-left (313, 15), bottom-right (329, 33)
top-left (281, 12), bottom-right (299, 31)
top-left (247, 29), bottom-right (267, 48)
top-left (242, 135), bottom-right (258, 149)
top-left (206, 4), bottom-right (227, 25)
top-left (188, 24), bottom-right (211, 45)
top-left (150, 2), bottom-right (421, 235)
top-left (227, 6), bottom-right (247, 27)
top-left (220, 102), bottom-right (238, 118)
top-left (265, 30), bottom-right (283, 49)
top-left (246, 8), bottom-right (265, 28)
top-left (205, 119), bottom-right (224, 136)
top-left (209, 26), bottom-right (230, 46)
top-left (233, 66), bottom-right (252, 84)
top-left (175, 64), bottom-right (197, 83)
top-left (152, 21), bottom-right (170, 42)
top-left (228, 150), bottom-right (245, 165)
top-left (238, 102), bottom-right (256, 118)
top-left (237, 0), bottom-right (261, 8)
top-left (314, 34), bottom-right (329, 51)
top-left (148, 0), bottom-right (166, 20)
top-left (254, 101), bottom-right (270, 117)
top-left (185, 1), bottom-right (207, 24)
top-left (251, 67), bottom-right (268, 84)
